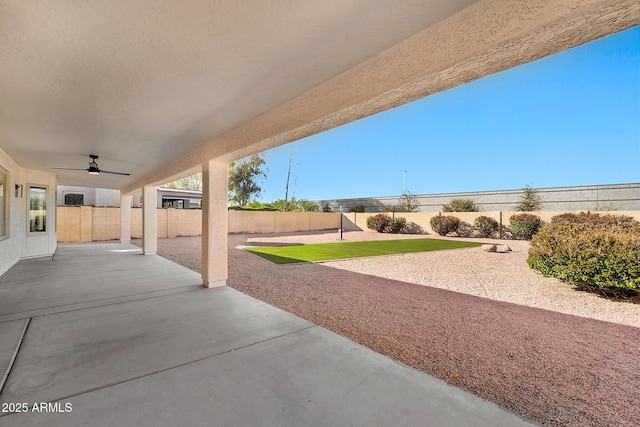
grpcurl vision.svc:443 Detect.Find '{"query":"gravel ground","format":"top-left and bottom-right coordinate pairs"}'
top-left (133, 231), bottom-right (640, 427)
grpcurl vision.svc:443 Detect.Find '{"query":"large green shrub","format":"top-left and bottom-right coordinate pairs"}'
top-left (366, 214), bottom-right (406, 233)
top-left (430, 215), bottom-right (460, 236)
top-left (367, 214), bottom-right (390, 233)
top-left (528, 213), bottom-right (640, 292)
top-left (474, 216), bottom-right (499, 238)
top-left (509, 213), bottom-right (541, 240)
top-left (442, 198), bottom-right (480, 212)
top-left (267, 198), bottom-right (319, 212)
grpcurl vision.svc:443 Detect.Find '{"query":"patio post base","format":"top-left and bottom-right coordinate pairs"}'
top-left (203, 280), bottom-right (226, 288)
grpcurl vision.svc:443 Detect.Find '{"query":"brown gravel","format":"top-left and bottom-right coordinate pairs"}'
top-left (133, 232), bottom-right (640, 427)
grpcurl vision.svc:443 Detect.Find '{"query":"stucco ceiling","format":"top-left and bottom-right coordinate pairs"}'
top-left (0, 0), bottom-right (479, 189)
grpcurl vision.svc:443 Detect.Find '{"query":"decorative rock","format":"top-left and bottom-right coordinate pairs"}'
top-left (481, 244), bottom-right (497, 252)
top-left (497, 244), bottom-right (512, 253)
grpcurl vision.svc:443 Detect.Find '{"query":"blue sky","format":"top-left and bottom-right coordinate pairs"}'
top-left (259, 26), bottom-right (639, 202)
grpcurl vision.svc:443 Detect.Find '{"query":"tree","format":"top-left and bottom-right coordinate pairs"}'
top-left (514, 185), bottom-right (541, 211)
top-left (350, 203), bottom-right (365, 213)
top-left (381, 192), bottom-right (420, 212)
top-left (398, 192), bottom-right (420, 212)
top-left (163, 173), bottom-right (202, 191)
top-left (228, 154), bottom-right (267, 207)
top-left (284, 145), bottom-right (300, 203)
top-left (442, 198), bottom-right (480, 212)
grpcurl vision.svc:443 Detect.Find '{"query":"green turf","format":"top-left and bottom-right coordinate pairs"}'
top-left (244, 238), bottom-right (482, 264)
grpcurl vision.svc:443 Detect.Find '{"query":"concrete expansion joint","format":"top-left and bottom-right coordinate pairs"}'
top-left (0, 318), bottom-right (31, 400)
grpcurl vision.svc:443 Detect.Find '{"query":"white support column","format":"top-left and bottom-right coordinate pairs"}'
top-left (201, 160), bottom-right (228, 288)
top-left (142, 185), bottom-right (157, 255)
top-left (120, 194), bottom-right (132, 244)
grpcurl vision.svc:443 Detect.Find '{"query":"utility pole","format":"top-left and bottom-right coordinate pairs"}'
top-left (402, 170), bottom-right (407, 194)
top-left (284, 146), bottom-right (294, 203)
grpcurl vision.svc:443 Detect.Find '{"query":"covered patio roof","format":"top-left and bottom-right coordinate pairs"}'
top-left (1, 1), bottom-right (637, 191)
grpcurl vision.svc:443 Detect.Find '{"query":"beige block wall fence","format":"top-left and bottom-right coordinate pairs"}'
top-left (57, 207), bottom-right (640, 243)
top-left (57, 207), bottom-right (342, 242)
top-left (342, 211), bottom-right (640, 235)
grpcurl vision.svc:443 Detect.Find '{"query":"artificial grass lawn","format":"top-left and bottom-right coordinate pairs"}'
top-left (245, 238), bottom-right (482, 264)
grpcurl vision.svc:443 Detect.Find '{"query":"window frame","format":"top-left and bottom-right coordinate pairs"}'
top-left (28, 185), bottom-right (48, 235)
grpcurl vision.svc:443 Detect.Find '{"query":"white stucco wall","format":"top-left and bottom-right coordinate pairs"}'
top-left (0, 148), bottom-right (24, 275)
top-left (95, 188), bottom-right (120, 207)
top-left (0, 147), bottom-right (57, 275)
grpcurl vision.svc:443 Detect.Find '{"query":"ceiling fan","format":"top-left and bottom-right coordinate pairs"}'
top-left (53, 155), bottom-right (130, 176)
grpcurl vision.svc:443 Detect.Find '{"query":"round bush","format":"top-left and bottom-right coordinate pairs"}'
top-left (387, 217), bottom-right (407, 234)
top-left (430, 215), bottom-right (460, 236)
top-left (366, 214), bottom-right (406, 233)
top-left (509, 213), bottom-right (541, 240)
top-left (367, 214), bottom-right (390, 233)
top-left (528, 213), bottom-right (640, 292)
top-left (474, 216), bottom-right (499, 237)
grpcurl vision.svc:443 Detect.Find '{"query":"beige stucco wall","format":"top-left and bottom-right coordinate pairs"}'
top-left (57, 208), bottom-right (341, 242)
top-left (346, 211), bottom-right (640, 235)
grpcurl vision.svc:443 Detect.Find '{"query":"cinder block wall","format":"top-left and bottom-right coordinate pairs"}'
top-left (92, 208), bottom-right (120, 241)
top-left (320, 183), bottom-right (640, 213)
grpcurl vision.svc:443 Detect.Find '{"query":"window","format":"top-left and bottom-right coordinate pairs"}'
top-left (29, 186), bottom-right (46, 233)
top-left (64, 193), bottom-right (84, 206)
top-left (0, 170), bottom-right (5, 237)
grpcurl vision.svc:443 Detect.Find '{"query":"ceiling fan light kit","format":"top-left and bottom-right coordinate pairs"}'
top-left (88, 156), bottom-right (100, 175)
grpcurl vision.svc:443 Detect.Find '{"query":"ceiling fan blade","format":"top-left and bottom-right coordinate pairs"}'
top-left (99, 170), bottom-right (131, 176)
top-left (52, 167), bottom-right (89, 171)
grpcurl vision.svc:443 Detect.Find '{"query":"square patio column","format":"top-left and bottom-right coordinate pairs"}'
top-left (142, 185), bottom-right (157, 255)
top-left (201, 160), bottom-right (227, 288)
top-left (120, 194), bottom-right (132, 244)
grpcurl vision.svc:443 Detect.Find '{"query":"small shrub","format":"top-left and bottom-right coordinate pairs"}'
top-left (430, 215), bottom-right (460, 236)
top-left (388, 217), bottom-right (407, 233)
top-left (442, 198), bottom-right (480, 212)
top-left (474, 216), bottom-right (499, 237)
top-left (366, 214), bottom-right (406, 233)
top-left (367, 214), bottom-right (390, 233)
top-left (456, 221), bottom-right (474, 237)
top-left (509, 213), bottom-right (541, 240)
top-left (528, 213), bottom-right (640, 292)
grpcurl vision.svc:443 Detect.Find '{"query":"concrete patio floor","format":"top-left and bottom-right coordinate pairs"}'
top-left (0, 243), bottom-right (536, 426)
